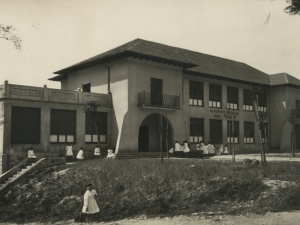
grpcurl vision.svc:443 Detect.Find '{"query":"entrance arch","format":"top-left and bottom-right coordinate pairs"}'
top-left (138, 113), bottom-right (173, 152)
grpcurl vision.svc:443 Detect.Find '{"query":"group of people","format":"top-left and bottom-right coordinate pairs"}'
top-left (169, 140), bottom-right (191, 157)
top-left (168, 141), bottom-right (229, 157)
top-left (66, 145), bottom-right (115, 161)
top-left (196, 142), bottom-right (228, 156)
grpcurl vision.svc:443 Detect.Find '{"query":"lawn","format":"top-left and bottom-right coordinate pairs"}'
top-left (0, 159), bottom-right (300, 223)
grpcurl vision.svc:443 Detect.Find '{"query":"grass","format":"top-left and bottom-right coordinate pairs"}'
top-left (1, 159), bottom-right (300, 223)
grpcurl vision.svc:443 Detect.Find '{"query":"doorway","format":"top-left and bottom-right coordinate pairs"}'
top-left (138, 126), bottom-right (149, 152)
top-left (210, 119), bottom-right (222, 144)
top-left (151, 78), bottom-right (163, 106)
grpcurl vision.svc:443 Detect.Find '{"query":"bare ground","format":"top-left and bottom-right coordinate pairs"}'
top-left (4, 211), bottom-right (299, 225)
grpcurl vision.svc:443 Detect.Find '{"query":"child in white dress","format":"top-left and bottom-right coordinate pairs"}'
top-left (76, 147), bottom-right (84, 161)
top-left (82, 183), bottom-right (99, 223)
top-left (94, 145), bottom-right (100, 159)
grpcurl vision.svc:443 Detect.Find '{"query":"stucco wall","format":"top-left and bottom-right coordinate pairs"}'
top-left (62, 59), bottom-right (129, 152)
top-left (270, 86), bottom-right (300, 152)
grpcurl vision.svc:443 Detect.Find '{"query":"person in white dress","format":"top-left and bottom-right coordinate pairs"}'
top-left (207, 142), bottom-right (215, 156)
top-left (174, 141), bottom-right (184, 157)
top-left (183, 140), bottom-right (190, 157)
top-left (82, 183), bottom-right (99, 223)
top-left (94, 145), bottom-right (101, 159)
top-left (28, 147), bottom-right (36, 163)
top-left (66, 145), bottom-right (73, 162)
top-left (218, 144), bottom-right (224, 155)
top-left (76, 147), bottom-right (84, 161)
top-left (107, 149), bottom-right (115, 159)
top-left (202, 143), bottom-right (209, 155)
top-left (223, 144), bottom-right (229, 155)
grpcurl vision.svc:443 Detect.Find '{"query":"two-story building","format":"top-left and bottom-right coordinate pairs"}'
top-left (1, 38), bottom-right (300, 173)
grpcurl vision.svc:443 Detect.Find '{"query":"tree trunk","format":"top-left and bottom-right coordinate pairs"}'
top-left (94, 119), bottom-right (101, 159)
top-left (292, 127), bottom-right (295, 157)
top-left (232, 119), bottom-right (235, 162)
top-left (166, 112), bottom-right (169, 159)
top-left (159, 109), bottom-right (163, 163)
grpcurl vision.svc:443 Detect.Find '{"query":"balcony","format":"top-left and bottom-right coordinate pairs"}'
top-left (0, 81), bottom-right (111, 107)
top-left (138, 91), bottom-right (180, 110)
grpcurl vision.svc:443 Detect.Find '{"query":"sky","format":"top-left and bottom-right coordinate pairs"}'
top-left (0, 0), bottom-right (299, 89)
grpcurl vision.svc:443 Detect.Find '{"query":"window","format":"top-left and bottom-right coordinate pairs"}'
top-left (227, 121), bottom-right (239, 143)
top-left (11, 107), bottom-right (41, 144)
top-left (85, 112), bottom-right (108, 143)
top-left (258, 92), bottom-right (267, 112)
top-left (82, 83), bottom-right (91, 92)
top-left (50, 109), bottom-right (76, 143)
top-left (227, 86), bottom-right (238, 109)
top-left (190, 118), bottom-right (204, 143)
top-left (209, 84), bottom-right (222, 108)
top-left (243, 89), bottom-right (253, 111)
top-left (244, 122), bottom-right (254, 144)
top-left (189, 81), bottom-right (203, 106)
top-left (260, 123), bottom-right (268, 143)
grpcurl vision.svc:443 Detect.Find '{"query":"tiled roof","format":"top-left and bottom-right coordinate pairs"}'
top-left (269, 73), bottom-right (300, 87)
top-left (50, 38), bottom-right (269, 84)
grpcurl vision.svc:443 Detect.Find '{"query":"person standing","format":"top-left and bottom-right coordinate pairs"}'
top-left (66, 144), bottom-right (73, 162)
top-left (76, 147), bottom-right (84, 161)
top-left (82, 183), bottom-right (99, 223)
top-left (94, 145), bottom-right (101, 159)
top-left (207, 142), bottom-right (215, 156)
top-left (183, 140), bottom-right (190, 157)
top-left (174, 141), bottom-right (184, 157)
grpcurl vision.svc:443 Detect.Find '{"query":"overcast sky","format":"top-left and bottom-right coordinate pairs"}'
top-left (0, 0), bottom-right (299, 89)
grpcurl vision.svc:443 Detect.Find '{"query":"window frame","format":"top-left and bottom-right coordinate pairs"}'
top-left (189, 81), bottom-right (204, 107)
top-left (50, 109), bottom-right (77, 144)
top-left (243, 89), bottom-right (253, 111)
top-left (85, 112), bottom-right (108, 144)
top-left (244, 121), bottom-right (255, 144)
top-left (227, 121), bottom-right (239, 143)
top-left (189, 118), bottom-right (204, 143)
top-left (227, 86), bottom-right (239, 110)
top-left (209, 83), bottom-right (222, 108)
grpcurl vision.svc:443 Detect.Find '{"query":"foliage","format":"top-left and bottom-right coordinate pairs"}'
top-left (285, 0), bottom-right (300, 15)
top-left (2, 160), bottom-right (300, 223)
top-left (0, 24), bottom-right (22, 50)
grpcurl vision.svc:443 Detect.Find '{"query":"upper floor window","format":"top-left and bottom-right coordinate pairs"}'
top-left (11, 106), bottom-right (41, 144)
top-left (227, 86), bottom-right (238, 109)
top-left (244, 122), bottom-right (254, 144)
top-left (190, 118), bottom-right (204, 143)
top-left (85, 112), bottom-right (108, 143)
top-left (189, 81), bottom-right (203, 106)
top-left (82, 83), bottom-right (91, 92)
top-left (50, 109), bottom-right (76, 143)
top-left (209, 84), bottom-right (222, 108)
top-left (258, 92), bottom-right (267, 112)
top-left (243, 89), bottom-right (253, 111)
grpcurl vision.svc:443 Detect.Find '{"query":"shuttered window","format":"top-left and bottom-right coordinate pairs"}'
top-left (189, 81), bottom-right (204, 106)
top-left (244, 122), bottom-right (254, 144)
top-left (189, 118), bottom-right (204, 143)
top-left (258, 92), bottom-right (267, 112)
top-left (11, 106), bottom-right (41, 144)
top-left (85, 112), bottom-right (108, 143)
top-left (209, 84), bottom-right (222, 108)
top-left (227, 121), bottom-right (239, 143)
top-left (260, 123), bottom-right (268, 143)
top-left (227, 86), bottom-right (238, 109)
top-left (243, 89), bottom-right (253, 111)
top-left (50, 109), bottom-right (76, 143)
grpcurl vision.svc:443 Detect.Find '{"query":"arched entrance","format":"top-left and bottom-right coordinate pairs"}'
top-left (138, 113), bottom-right (173, 152)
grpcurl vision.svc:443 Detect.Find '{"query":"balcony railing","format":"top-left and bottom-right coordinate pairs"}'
top-left (138, 91), bottom-right (180, 109)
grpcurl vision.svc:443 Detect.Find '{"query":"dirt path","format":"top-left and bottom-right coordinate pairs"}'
top-left (18, 211), bottom-right (294, 225)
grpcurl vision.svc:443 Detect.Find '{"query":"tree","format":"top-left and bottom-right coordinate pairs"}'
top-left (286, 109), bottom-right (300, 157)
top-left (250, 86), bottom-right (269, 167)
top-left (83, 101), bottom-right (101, 158)
top-left (0, 24), bottom-right (22, 50)
top-left (285, 0), bottom-right (300, 15)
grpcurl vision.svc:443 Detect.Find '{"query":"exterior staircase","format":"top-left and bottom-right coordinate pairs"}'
top-left (0, 158), bottom-right (43, 192)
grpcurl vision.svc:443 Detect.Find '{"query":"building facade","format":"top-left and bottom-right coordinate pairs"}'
top-left (1, 39), bottom-right (300, 173)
